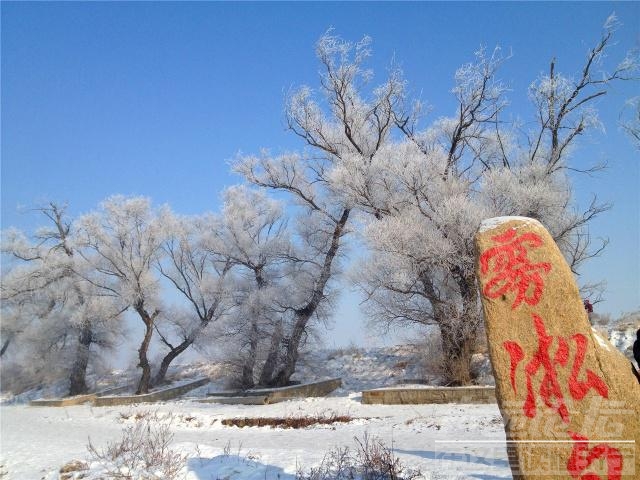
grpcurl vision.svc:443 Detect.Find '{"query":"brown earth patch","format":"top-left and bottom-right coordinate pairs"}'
top-left (221, 414), bottom-right (366, 429)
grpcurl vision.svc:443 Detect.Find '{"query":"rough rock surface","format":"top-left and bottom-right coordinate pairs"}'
top-left (475, 216), bottom-right (640, 479)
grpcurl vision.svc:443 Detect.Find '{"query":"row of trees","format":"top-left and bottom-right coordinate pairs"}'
top-left (2, 16), bottom-right (637, 393)
top-left (1, 186), bottom-right (346, 394)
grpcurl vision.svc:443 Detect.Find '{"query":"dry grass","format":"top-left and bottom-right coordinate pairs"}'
top-left (297, 433), bottom-right (421, 480)
top-left (404, 417), bottom-right (441, 430)
top-left (417, 331), bottom-right (486, 386)
top-left (59, 460), bottom-right (89, 479)
top-left (221, 413), bottom-right (360, 429)
top-left (118, 410), bottom-right (152, 422)
top-left (87, 411), bottom-right (187, 479)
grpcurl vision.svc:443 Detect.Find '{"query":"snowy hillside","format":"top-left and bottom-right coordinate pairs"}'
top-left (294, 345), bottom-right (435, 391)
top-left (607, 314), bottom-right (639, 362)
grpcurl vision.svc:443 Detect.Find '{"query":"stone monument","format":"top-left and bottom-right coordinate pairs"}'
top-left (475, 216), bottom-right (640, 479)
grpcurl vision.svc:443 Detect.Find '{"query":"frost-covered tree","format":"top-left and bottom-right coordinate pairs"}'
top-left (1, 204), bottom-right (122, 395)
top-left (76, 196), bottom-right (168, 394)
top-left (345, 17), bottom-right (637, 384)
top-left (153, 212), bottom-right (235, 385)
top-left (204, 186), bottom-right (292, 388)
top-left (621, 96), bottom-right (640, 149)
top-left (235, 32), bottom-right (402, 386)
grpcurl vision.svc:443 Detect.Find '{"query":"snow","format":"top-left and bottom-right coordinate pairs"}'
top-left (607, 318), bottom-right (639, 362)
top-left (2, 395), bottom-right (510, 480)
top-left (0, 346), bottom-right (512, 479)
top-left (478, 216), bottom-right (542, 233)
top-left (2, 329), bottom-right (635, 479)
top-left (591, 328), bottom-right (611, 351)
top-left (291, 344), bottom-right (496, 391)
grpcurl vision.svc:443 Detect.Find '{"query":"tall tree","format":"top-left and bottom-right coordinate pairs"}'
top-left (1, 204), bottom-right (122, 395)
top-left (76, 196), bottom-right (167, 395)
top-left (153, 212), bottom-right (235, 385)
top-left (235, 32), bottom-right (402, 386)
top-left (349, 16), bottom-right (637, 384)
top-left (208, 186), bottom-right (292, 388)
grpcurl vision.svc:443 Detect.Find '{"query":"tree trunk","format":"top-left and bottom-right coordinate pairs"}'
top-left (440, 268), bottom-right (481, 385)
top-left (135, 304), bottom-right (157, 395)
top-left (258, 319), bottom-right (283, 386)
top-left (270, 208), bottom-right (350, 387)
top-left (153, 321), bottom-right (207, 386)
top-left (420, 266), bottom-right (481, 386)
top-left (153, 302), bottom-right (218, 386)
top-left (438, 319), bottom-right (474, 386)
top-left (68, 322), bottom-right (93, 396)
top-left (136, 322), bottom-right (154, 395)
top-left (153, 338), bottom-right (192, 386)
top-left (240, 318), bottom-right (259, 389)
top-left (270, 312), bottom-right (308, 387)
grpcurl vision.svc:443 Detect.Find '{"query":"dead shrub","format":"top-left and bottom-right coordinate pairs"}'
top-left (87, 411), bottom-right (186, 479)
top-left (327, 343), bottom-right (362, 360)
top-left (297, 433), bottom-right (420, 480)
top-left (416, 333), bottom-right (446, 381)
top-left (417, 329), bottom-right (484, 386)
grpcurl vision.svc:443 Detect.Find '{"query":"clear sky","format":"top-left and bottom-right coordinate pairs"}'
top-left (2, 2), bottom-right (639, 347)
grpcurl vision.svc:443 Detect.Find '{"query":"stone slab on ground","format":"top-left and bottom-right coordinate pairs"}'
top-left (362, 386), bottom-right (496, 405)
top-left (475, 216), bottom-right (640, 479)
top-left (93, 378), bottom-right (209, 407)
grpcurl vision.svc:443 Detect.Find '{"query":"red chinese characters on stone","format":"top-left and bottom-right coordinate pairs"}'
top-left (479, 228), bottom-right (552, 309)
top-left (503, 314), bottom-right (608, 424)
top-left (567, 431), bottom-right (623, 480)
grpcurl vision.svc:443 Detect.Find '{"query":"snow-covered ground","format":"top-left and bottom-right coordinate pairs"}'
top-left (1, 394), bottom-right (510, 479)
top-left (0, 346), bottom-right (512, 479)
top-left (2, 331), bottom-right (634, 480)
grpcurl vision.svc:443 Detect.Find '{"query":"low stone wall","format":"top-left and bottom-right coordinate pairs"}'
top-left (206, 378), bottom-right (342, 404)
top-left (31, 393), bottom-right (98, 407)
top-left (92, 378), bottom-right (209, 407)
top-left (257, 378), bottom-right (342, 402)
top-left (96, 385), bottom-right (131, 397)
top-left (361, 386), bottom-right (496, 405)
top-left (30, 384), bottom-right (132, 407)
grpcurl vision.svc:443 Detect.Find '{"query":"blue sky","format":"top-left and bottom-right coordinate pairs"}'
top-left (2, 2), bottom-right (639, 346)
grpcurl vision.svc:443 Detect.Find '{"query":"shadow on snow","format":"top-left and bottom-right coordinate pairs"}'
top-left (395, 448), bottom-right (510, 478)
top-left (187, 455), bottom-right (294, 480)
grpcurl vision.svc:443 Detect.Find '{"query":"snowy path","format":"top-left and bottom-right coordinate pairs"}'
top-left (0, 394), bottom-right (512, 479)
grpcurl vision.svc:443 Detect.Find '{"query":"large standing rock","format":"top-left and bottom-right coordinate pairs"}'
top-left (475, 216), bottom-right (640, 479)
